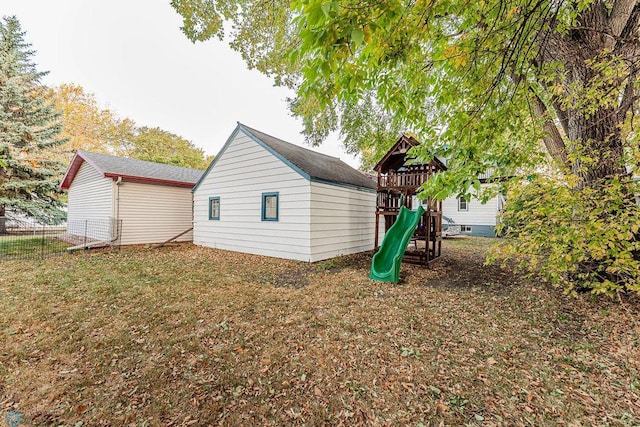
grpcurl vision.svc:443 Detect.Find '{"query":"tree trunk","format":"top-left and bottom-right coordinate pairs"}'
top-left (536, 2), bottom-right (634, 185)
top-left (564, 67), bottom-right (627, 184)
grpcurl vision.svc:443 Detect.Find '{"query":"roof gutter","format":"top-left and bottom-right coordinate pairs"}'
top-left (104, 173), bottom-right (196, 188)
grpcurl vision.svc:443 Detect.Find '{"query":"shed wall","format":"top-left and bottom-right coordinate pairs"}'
top-left (309, 182), bottom-right (376, 262)
top-left (117, 182), bottom-right (194, 245)
top-left (66, 161), bottom-right (113, 240)
top-left (193, 131), bottom-right (312, 261)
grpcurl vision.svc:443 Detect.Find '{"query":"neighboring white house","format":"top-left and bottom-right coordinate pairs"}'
top-left (412, 179), bottom-right (504, 237)
top-left (192, 123), bottom-right (378, 262)
top-left (441, 189), bottom-right (505, 237)
top-left (60, 151), bottom-right (203, 245)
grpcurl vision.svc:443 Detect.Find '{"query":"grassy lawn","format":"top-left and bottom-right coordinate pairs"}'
top-left (1, 238), bottom-right (638, 425)
top-left (0, 234), bottom-right (70, 259)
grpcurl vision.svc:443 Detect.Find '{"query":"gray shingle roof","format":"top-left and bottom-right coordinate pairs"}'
top-left (78, 150), bottom-right (203, 185)
top-left (240, 125), bottom-right (376, 191)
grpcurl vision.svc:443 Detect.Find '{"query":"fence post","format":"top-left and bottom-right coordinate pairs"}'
top-left (84, 220), bottom-right (87, 247)
top-left (40, 225), bottom-right (45, 259)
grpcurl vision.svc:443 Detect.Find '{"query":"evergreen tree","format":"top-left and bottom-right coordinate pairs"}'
top-left (0, 16), bottom-right (66, 231)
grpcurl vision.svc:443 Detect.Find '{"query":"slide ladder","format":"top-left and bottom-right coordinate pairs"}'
top-left (370, 205), bottom-right (425, 284)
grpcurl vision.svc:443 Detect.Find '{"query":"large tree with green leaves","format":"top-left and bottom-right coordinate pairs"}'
top-left (173, 0), bottom-right (640, 294)
top-left (0, 16), bottom-right (66, 230)
top-left (125, 126), bottom-right (212, 170)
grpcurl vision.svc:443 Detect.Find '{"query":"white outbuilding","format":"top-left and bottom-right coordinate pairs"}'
top-left (60, 151), bottom-right (203, 246)
top-left (192, 123), bottom-right (378, 262)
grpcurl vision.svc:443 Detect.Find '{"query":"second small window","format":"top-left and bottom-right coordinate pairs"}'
top-left (262, 192), bottom-right (279, 221)
top-left (209, 197), bottom-right (220, 220)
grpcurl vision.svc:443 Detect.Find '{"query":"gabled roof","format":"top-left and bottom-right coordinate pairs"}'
top-left (374, 134), bottom-right (447, 173)
top-left (60, 150), bottom-right (204, 190)
top-left (193, 123), bottom-right (377, 192)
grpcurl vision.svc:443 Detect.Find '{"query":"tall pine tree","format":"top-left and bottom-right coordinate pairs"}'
top-left (0, 16), bottom-right (66, 231)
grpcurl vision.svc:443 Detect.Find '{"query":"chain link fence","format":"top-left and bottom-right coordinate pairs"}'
top-left (0, 217), bottom-right (121, 261)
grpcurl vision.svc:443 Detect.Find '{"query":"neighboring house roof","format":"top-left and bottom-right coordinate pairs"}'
top-left (60, 150), bottom-right (204, 190)
top-left (193, 123), bottom-right (377, 192)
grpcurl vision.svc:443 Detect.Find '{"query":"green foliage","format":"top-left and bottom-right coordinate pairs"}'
top-left (0, 16), bottom-right (66, 223)
top-left (491, 175), bottom-right (640, 295)
top-left (172, 0), bottom-right (298, 86)
top-left (290, 92), bottom-right (407, 168)
top-left (172, 0), bottom-right (550, 182)
top-left (126, 127), bottom-right (211, 170)
top-left (171, 0), bottom-right (226, 42)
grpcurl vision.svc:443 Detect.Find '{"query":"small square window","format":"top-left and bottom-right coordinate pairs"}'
top-left (458, 197), bottom-right (469, 211)
top-left (262, 192), bottom-right (279, 221)
top-left (461, 225), bottom-right (472, 233)
top-left (209, 197), bottom-right (220, 220)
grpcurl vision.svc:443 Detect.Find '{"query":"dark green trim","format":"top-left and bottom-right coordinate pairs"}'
top-left (208, 196), bottom-right (220, 220)
top-left (239, 124), bottom-right (311, 181)
top-left (261, 192), bottom-right (279, 221)
top-left (192, 126), bottom-right (241, 193)
top-left (310, 177), bottom-right (376, 193)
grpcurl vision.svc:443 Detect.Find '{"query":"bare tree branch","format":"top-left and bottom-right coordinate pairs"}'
top-left (514, 71), bottom-right (569, 167)
top-left (531, 92), bottom-right (569, 167)
top-left (619, 62), bottom-right (639, 120)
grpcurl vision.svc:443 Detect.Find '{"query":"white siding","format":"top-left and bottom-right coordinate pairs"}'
top-left (309, 182), bottom-right (377, 262)
top-left (117, 182), bottom-right (194, 245)
top-left (67, 162), bottom-right (113, 241)
top-left (441, 195), bottom-right (499, 226)
top-left (193, 131), bottom-right (312, 261)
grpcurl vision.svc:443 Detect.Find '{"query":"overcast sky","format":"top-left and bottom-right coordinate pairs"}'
top-left (2, 0), bottom-right (361, 168)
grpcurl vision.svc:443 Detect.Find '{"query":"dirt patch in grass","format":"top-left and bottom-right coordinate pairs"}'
top-left (1, 238), bottom-right (638, 425)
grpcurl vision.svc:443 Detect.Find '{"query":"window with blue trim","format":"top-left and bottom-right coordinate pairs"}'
top-left (209, 197), bottom-right (220, 220)
top-left (261, 192), bottom-right (279, 221)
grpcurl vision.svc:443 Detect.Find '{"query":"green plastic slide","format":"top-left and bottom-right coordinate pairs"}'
top-left (370, 205), bottom-right (425, 284)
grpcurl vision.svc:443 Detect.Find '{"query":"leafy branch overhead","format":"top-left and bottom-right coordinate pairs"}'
top-left (173, 0), bottom-right (638, 181)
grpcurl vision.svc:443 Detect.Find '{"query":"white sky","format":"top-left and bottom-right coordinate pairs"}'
top-left (2, 0), bottom-right (361, 168)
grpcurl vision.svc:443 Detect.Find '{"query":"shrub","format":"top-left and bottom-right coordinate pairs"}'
top-left (489, 175), bottom-right (640, 296)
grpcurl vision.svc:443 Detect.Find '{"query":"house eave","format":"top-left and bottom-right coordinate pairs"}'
top-left (103, 173), bottom-right (196, 188)
top-left (60, 151), bottom-right (198, 190)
